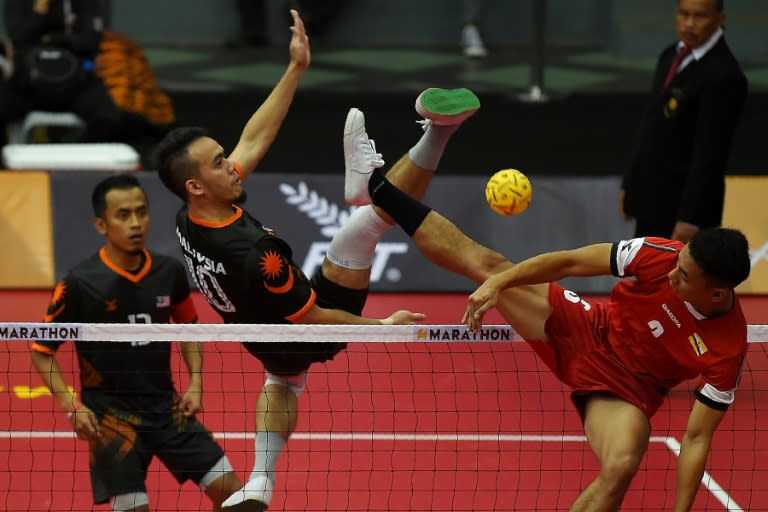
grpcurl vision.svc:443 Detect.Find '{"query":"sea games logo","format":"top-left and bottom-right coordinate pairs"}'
top-left (280, 182), bottom-right (408, 283)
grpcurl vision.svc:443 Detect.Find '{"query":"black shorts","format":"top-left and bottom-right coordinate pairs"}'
top-left (89, 398), bottom-right (225, 504)
top-left (242, 270), bottom-right (368, 375)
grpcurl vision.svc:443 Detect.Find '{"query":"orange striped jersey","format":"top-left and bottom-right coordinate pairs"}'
top-left (175, 204), bottom-right (315, 324)
top-left (31, 248), bottom-right (197, 414)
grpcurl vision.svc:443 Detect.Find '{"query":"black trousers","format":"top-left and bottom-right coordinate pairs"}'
top-left (633, 217), bottom-right (676, 240)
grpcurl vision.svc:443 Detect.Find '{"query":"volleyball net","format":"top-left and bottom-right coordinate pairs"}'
top-left (1, 322), bottom-right (766, 511)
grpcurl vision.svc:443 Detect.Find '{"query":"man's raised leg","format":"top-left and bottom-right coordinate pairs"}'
top-left (224, 89), bottom-right (481, 511)
top-left (344, 87), bottom-right (480, 207)
top-left (365, 168), bottom-right (552, 340)
top-left (327, 87), bottom-right (481, 290)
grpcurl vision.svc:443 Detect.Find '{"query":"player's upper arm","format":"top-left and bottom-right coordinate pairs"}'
top-left (611, 238), bottom-right (645, 277)
top-left (32, 276), bottom-right (79, 354)
top-left (697, 352), bottom-right (745, 412)
top-left (43, 277), bottom-right (78, 323)
top-left (170, 258), bottom-right (198, 323)
top-left (611, 237), bottom-right (680, 278)
top-left (171, 295), bottom-right (198, 324)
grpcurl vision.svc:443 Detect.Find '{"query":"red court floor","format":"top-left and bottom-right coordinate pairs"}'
top-left (1, 291), bottom-right (766, 511)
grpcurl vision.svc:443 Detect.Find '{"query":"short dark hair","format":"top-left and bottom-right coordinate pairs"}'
top-left (678, 0), bottom-right (723, 12)
top-left (92, 174), bottom-right (145, 218)
top-left (152, 126), bottom-right (208, 201)
top-left (688, 227), bottom-right (750, 288)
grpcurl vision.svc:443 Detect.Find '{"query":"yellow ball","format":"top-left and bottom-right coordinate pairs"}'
top-left (484, 169), bottom-right (532, 216)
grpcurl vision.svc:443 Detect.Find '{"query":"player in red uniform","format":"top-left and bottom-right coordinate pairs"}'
top-left (30, 174), bottom-right (242, 511)
top-left (467, 232), bottom-right (748, 512)
top-left (351, 163), bottom-right (750, 511)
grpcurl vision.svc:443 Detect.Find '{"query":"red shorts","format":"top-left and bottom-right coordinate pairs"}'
top-left (527, 283), bottom-right (665, 419)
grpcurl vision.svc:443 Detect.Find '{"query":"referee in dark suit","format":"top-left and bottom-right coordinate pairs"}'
top-left (621, 0), bottom-right (747, 243)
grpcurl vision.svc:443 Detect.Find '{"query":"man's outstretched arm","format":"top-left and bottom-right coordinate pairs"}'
top-left (463, 243), bottom-right (613, 330)
top-left (365, 169), bottom-right (612, 328)
top-left (229, 9), bottom-right (310, 176)
top-left (295, 304), bottom-right (425, 326)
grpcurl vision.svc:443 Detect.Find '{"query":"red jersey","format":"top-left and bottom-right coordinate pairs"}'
top-left (607, 237), bottom-right (747, 406)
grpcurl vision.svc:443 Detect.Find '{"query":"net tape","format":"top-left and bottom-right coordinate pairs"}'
top-left (2, 322), bottom-right (768, 343)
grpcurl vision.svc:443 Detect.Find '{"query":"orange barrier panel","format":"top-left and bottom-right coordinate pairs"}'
top-left (0, 171), bottom-right (54, 288)
top-left (724, 176), bottom-right (768, 294)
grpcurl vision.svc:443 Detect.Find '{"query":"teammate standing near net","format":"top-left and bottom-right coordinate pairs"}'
top-left (152, 8), bottom-right (481, 511)
top-left (30, 174), bottom-right (242, 512)
top-left (342, 119), bottom-right (751, 510)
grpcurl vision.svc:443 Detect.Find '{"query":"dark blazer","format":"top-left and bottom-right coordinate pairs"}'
top-left (622, 36), bottom-right (747, 234)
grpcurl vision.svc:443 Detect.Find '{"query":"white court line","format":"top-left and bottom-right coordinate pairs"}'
top-left (0, 431), bottom-right (742, 510)
top-left (1, 431), bottom-right (664, 442)
top-left (664, 437), bottom-right (743, 512)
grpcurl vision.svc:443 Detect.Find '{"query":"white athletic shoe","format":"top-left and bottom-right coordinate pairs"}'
top-left (221, 475), bottom-right (272, 511)
top-left (344, 107), bottom-right (385, 206)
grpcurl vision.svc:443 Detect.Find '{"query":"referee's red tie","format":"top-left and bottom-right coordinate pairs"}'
top-left (663, 45), bottom-right (692, 89)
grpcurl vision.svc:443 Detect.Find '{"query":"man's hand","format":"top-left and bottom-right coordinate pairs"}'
top-left (180, 384), bottom-right (203, 417)
top-left (463, 275), bottom-right (504, 332)
top-left (287, 9), bottom-right (310, 71)
top-left (382, 310), bottom-right (426, 325)
top-left (69, 405), bottom-right (100, 441)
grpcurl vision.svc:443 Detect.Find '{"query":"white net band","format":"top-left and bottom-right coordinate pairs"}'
top-left (1, 322), bottom-right (522, 343)
top-left (3, 322), bottom-right (768, 343)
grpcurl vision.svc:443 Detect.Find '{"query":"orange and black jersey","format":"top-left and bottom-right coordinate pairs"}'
top-left (31, 248), bottom-right (197, 414)
top-left (175, 205), bottom-right (315, 324)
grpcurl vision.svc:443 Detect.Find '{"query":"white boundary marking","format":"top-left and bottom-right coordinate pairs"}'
top-left (0, 430), bottom-right (743, 509)
top-left (664, 437), bottom-right (744, 512)
top-left (0, 431), bottom-right (654, 442)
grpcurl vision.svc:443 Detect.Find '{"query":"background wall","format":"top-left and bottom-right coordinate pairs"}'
top-left (611, 0), bottom-right (768, 60)
top-left (107, 0), bottom-right (613, 48)
top-left (3, 1), bottom-right (764, 61)
top-left (3, 171), bottom-right (768, 295)
top-left (2, 1), bottom-right (767, 294)
top-left (45, 171), bottom-right (628, 294)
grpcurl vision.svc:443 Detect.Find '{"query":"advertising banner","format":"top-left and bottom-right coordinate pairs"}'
top-left (0, 172), bottom-right (54, 288)
top-left (50, 172), bottom-right (628, 293)
top-left (723, 176), bottom-right (768, 294)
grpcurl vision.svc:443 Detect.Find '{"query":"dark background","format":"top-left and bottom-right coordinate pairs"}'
top-left (2, 0), bottom-right (766, 175)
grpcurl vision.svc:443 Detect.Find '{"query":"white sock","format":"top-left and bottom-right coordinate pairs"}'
top-left (251, 431), bottom-right (285, 484)
top-left (407, 123), bottom-right (460, 171)
top-left (326, 205), bottom-right (392, 270)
